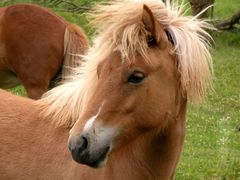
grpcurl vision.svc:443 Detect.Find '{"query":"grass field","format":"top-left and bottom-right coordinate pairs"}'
top-left (1, 0), bottom-right (239, 179)
top-left (175, 1), bottom-right (240, 179)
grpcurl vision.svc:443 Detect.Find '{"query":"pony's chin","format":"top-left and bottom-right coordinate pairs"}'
top-left (86, 146), bottom-right (110, 168)
top-left (90, 155), bottom-right (108, 168)
top-left (71, 145), bottom-right (110, 168)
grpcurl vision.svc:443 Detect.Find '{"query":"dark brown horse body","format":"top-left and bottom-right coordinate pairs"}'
top-left (0, 4), bottom-right (88, 99)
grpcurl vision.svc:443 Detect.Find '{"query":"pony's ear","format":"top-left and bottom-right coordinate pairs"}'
top-left (142, 4), bottom-right (167, 48)
top-left (142, 4), bottom-right (156, 36)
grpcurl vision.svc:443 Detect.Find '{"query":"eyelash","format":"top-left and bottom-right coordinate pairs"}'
top-left (127, 72), bottom-right (145, 84)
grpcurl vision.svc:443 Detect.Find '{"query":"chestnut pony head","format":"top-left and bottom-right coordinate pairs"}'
top-left (68, 4), bottom-right (180, 167)
top-left (40, 0), bottom-right (213, 168)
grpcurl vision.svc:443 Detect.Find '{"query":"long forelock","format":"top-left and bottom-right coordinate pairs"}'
top-left (39, 0), bottom-right (214, 127)
top-left (89, 1), bottom-right (157, 63)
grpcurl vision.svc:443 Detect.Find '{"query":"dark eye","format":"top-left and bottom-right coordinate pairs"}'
top-left (127, 71), bottom-right (145, 84)
top-left (147, 35), bottom-right (156, 46)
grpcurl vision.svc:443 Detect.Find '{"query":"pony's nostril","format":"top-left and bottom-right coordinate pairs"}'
top-left (76, 135), bottom-right (89, 155)
top-left (68, 134), bottom-right (89, 154)
top-left (68, 134), bottom-right (90, 163)
top-left (80, 136), bottom-right (88, 151)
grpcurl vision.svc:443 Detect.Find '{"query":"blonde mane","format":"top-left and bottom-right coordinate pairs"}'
top-left (39, 0), bottom-right (213, 128)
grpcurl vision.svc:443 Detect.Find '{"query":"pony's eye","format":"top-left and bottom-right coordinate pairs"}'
top-left (127, 71), bottom-right (145, 84)
top-left (147, 35), bottom-right (156, 46)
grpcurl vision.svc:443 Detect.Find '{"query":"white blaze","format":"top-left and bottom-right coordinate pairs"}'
top-left (83, 102), bottom-right (104, 132)
top-left (83, 115), bottom-right (96, 131)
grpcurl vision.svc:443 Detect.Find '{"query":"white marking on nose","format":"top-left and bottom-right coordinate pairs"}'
top-left (83, 115), bottom-right (96, 131)
top-left (83, 102), bottom-right (105, 132)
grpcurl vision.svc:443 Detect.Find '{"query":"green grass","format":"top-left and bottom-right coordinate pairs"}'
top-left (1, 0), bottom-right (240, 179)
top-left (175, 27), bottom-right (240, 178)
top-left (175, 0), bottom-right (240, 179)
top-left (9, 85), bottom-right (27, 97)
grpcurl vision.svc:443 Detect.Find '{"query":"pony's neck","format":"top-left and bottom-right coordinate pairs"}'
top-left (106, 100), bottom-right (187, 180)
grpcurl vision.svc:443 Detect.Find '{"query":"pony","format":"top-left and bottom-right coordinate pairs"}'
top-left (0, 0), bottom-right (213, 179)
top-left (0, 4), bottom-right (88, 99)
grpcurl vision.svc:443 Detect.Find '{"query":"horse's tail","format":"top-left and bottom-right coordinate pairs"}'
top-left (62, 24), bottom-right (89, 80)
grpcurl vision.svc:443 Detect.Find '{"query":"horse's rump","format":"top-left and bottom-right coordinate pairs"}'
top-left (0, 4), bottom-right (88, 98)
